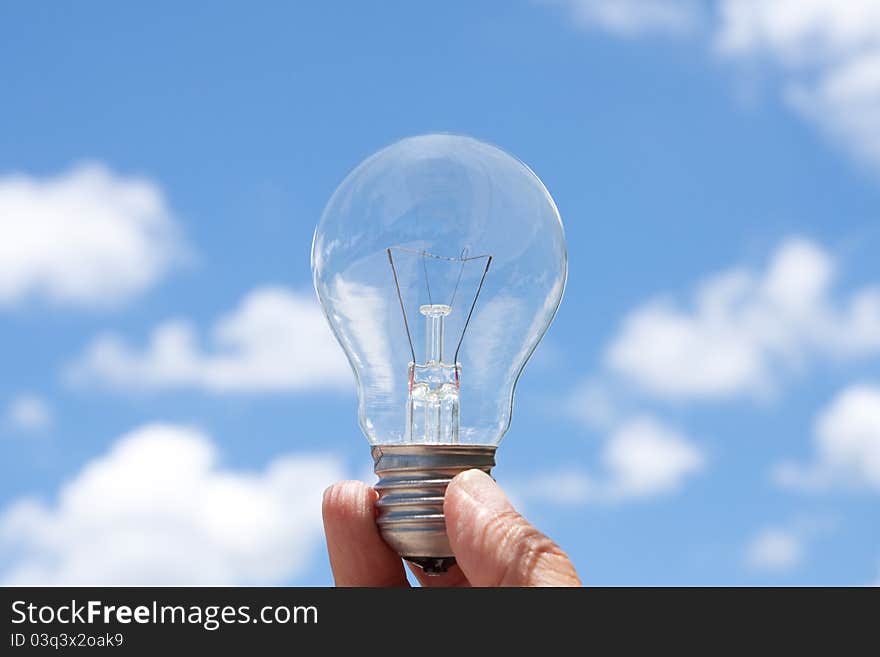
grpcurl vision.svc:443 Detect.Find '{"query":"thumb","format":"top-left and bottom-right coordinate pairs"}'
top-left (444, 469), bottom-right (581, 587)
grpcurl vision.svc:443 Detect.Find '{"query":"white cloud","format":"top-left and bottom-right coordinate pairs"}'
top-left (514, 416), bottom-right (704, 504)
top-left (0, 423), bottom-right (344, 585)
top-left (67, 286), bottom-right (352, 393)
top-left (564, 236), bottom-right (878, 508)
top-left (784, 49), bottom-right (880, 169)
top-left (0, 163), bottom-right (186, 307)
top-left (716, 0), bottom-right (880, 63)
top-left (745, 527), bottom-right (803, 572)
top-left (716, 0), bottom-right (880, 169)
top-left (774, 384), bottom-right (880, 492)
top-left (604, 416), bottom-right (705, 497)
top-left (604, 238), bottom-right (880, 401)
top-left (4, 395), bottom-right (52, 432)
top-left (549, 0), bottom-right (702, 37)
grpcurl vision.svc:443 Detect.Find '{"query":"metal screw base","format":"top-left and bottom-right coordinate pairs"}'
top-left (372, 444), bottom-right (497, 574)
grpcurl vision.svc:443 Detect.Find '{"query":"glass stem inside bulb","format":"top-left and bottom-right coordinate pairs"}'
top-left (406, 304), bottom-right (459, 444)
top-left (426, 310), bottom-right (444, 364)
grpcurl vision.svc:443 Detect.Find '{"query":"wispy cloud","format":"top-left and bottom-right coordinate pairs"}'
top-left (513, 416), bottom-right (704, 504)
top-left (0, 163), bottom-right (186, 308)
top-left (547, 0), bottom-right (703, 37)
top-left (4, 395), bottom-right (52, 433)
top-left (0, 423), bottom-right (344, 585)
top-left (744, 514), bottom-right (834, 574)
top-left (66, 286), bottom-right (352, 394)
top-left (563, 379), bottom-right (620, 430)
top-left (551, 0), bottom-right (880, 170)
top-left (716, 0), bottom-right (880, 170)
top-left (745, 528), bottom-right (804, 573)
top-left (774, 383), bottom-right (880, 493)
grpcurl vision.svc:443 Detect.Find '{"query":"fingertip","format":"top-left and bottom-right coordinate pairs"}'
top-left (322, 479), bottom-right (408, 587)
top-left (445, 469), bottom-right (512, 526)
top-left (322, 480), bottom-right (373, 521)
top-left (447, 468), bottom-right (496, 498)
top-left (444, 471), bottom-right (581, 587)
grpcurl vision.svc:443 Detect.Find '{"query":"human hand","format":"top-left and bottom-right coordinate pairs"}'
top-left (322, 469), bottom-right (582, 587)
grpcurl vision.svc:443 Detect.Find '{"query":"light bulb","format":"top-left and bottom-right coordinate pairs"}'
top-left (312, 134), bottom-right (567, 573)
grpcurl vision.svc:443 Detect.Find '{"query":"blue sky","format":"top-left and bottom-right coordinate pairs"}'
top-left (1, 1), bottom-right (878, 585)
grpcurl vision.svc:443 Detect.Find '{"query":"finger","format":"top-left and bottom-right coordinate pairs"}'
top-left (407, 561), bottom-right (470, 588)
top-left (322, 480), bottom-right (409, 587)
top-left (444, 469), bottom-right (582, 587)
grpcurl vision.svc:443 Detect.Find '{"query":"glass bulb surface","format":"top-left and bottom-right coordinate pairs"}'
top-left (312, 134), bottom-right (566, 446)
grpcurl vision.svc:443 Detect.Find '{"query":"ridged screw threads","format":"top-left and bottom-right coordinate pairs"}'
top-left (371, 443), bottom-right (497, 574)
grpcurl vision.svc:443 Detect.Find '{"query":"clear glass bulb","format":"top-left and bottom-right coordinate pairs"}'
top-left (312, 134), bottom-right (566, 572)
top-left (312, 134), bottom-right (567, 448)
